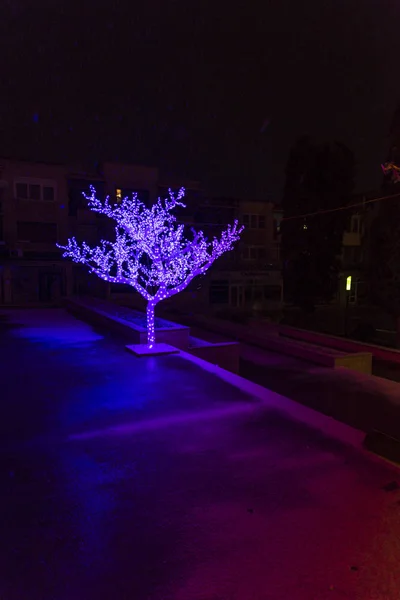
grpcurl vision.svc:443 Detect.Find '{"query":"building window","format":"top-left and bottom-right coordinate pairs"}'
top-left (17, 221), bottom-right (58, 243)
top-left (242, 214), bottom-right (267, 229)
top-left (15, 180), bottom-right (56, 201)
top-left (43, 186), bottom-right (55, 201)
top-left (16, 183), bottom-right (28, 199)
top-left (116, 188), bottom-right (122, 202)
top-left (29, 184), bottom-right (41, 200)
top-left (243, 245), bottom-right (267, 261)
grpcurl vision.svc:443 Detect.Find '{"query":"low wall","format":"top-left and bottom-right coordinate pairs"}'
top-left (251, 332), bottom-right (372, 374)
top-left (65, 298), bottom-right (142, 342)
top-left (175, 313), bottom-right (261, 344)
top-left (334, 352), bottom-right (372, 374)
top-left (279, 326), bottom-right (400, 365)
top-left (188, 339), bottom-right (240, 374)
top-left (157, 311), bottom-right (371, 374)
top-left (65, 297), bottom-right (190, 349)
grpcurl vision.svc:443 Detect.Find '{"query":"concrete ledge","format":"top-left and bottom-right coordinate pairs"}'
top-left (64, 297), bottom-right (190, 348)
top-left (335, 352), bottom-right (372, 373)
top-left (280, 325), bottom-right (400, 365)
top-left (126, 343), bottom-right (179, 357)
top-left (152, 311), bottom-right (371, 374)
top-left (251, 332), bottom-right (372, 374)
top-left (188, 337), bottom-right (240, 373)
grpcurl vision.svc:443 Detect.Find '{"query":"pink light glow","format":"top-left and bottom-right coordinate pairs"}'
top-left (58, 187), bottom-right (243, 346)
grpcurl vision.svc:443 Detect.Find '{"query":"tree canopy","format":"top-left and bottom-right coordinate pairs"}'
top-left (58, 187), bottom-right (242, 346)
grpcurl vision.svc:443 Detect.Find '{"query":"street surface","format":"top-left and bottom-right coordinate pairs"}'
top-left (1, 309), bottom-right (400, 600)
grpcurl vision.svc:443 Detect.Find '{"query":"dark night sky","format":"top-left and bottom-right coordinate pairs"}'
top-left (1, 0), bottom-right (400, 198)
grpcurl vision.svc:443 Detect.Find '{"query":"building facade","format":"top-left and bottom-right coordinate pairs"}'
top-left (67, 162), bottom-right (159, 298)
top-left (0, 158), bottom-right (282, 315)
top-left (337, 191), bottom-right (383, 307)
top-left (0, 158), bottom-right (160, 306)
top-left (207, 198), bottom-right (282, 315)
top-left (151, 185), bottom-right (283, 316)
top-left (0, 158), bottom-right (72, 305)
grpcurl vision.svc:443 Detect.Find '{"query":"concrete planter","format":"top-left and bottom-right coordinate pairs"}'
top-left (65, 297), bottom-right (190, 349)
top-left (65, 297), bottom-right (240, 372)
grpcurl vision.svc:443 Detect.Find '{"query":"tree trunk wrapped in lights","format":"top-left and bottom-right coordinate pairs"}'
top-left (58, 187), bottom-right (243, 348)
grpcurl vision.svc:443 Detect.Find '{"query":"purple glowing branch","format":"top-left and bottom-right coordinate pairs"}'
top-left (58, 187), bottom-right (243, 346)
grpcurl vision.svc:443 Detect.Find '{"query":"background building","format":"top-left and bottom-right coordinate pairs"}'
top-left (0, 158), bottom-right (282, 316)
top-left (207, 197), bottom-right (282, 315)
top-left (68, 162), bottom-right (159, 299)
top-left (147, 185), bottom-right (283, 316)
top-left (0, 158), bottom-right (71, 305)
top-left (337, 191), bottom-right (385, 308)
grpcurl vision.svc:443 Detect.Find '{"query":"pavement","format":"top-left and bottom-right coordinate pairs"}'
top-left (1, 308), bottom-right (400, 599)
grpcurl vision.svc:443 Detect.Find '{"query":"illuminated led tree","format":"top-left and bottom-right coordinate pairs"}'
top-left (58, 187), bottom-right (242, 347)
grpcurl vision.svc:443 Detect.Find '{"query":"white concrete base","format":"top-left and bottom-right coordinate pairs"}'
top-left (126, 343), bottom-right (180, 357)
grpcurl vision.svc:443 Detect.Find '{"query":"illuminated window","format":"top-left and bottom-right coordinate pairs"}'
top-left (116, 188), bottom-right (122, 202)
